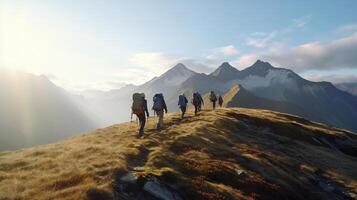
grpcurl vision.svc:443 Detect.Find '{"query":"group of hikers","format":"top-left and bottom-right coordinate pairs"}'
top-left (131, 91), bottom-right (224, 136)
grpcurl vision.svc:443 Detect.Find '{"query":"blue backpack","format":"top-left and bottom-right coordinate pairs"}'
top-left (153, 93), bottom-right (164, 111)
top-left (178, 95), bottom-right (187, 107)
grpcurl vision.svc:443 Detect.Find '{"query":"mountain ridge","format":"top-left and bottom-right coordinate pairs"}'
top-left (0, 108), bottom-right (356, 199)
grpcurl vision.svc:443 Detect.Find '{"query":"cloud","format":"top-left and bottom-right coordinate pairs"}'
top-left (338, 23), bottom-right (357, 32)
top-left (246, 31), bottom-right (277, 48)
top-left (235, 32), bottom-right (357, 71)
top-left (232, 54), bottom-right (260, 69)
top-left (130, 51), bottom-right (220, 75)
top-left (302, 73), bottom-right (357, 84)
top-left (245, 15), bottom-right (311, 49)
top-left (129, 52), bottom-right (183, 73)
top-left (213, 45), bottom-right (239, 56)
top-left (292, 15), bottom-right (311, 28)
top-left (180, 58), bottom-right (219, 73)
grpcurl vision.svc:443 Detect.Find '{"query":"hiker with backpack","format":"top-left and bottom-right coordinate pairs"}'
top-left (197, 92), bottom-right (204, 112)
top-left (210, 91), bottom-right (217, 110)
top-left (178, 94), bottom-right (188, 119)
top-left (218, 95), bottom-right (223, 107)
top-left (131, 93), bottom-right (149, 136)
top-left (192, 92), bottom-right (204, 115)
top-left (152, 93), bottom-right (167, 130)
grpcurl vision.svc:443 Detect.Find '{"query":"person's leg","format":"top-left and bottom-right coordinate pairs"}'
top-left (213, 101), bottom-right (216, 110)
top-left (159, 110), bottom-right (164, 127)
top-left (181, 106), bottom-right (186, 118)
top-left (156, 110), bottom-right (163, 130)
top-left (194, 105), bottom-right (198, 115)
top-left (138, 114), bottom-right (145, 135)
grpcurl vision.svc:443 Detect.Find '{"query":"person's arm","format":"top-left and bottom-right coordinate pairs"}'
top-left (144, 100), bottom-right (149, 117)
top-left (163, 99), bottom-right (168, 113)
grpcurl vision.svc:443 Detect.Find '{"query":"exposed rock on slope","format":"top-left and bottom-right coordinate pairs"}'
top-left (0, 108), bottom-right (356, 200)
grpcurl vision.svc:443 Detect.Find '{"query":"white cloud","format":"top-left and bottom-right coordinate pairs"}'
top-left (338, 23), bottom-right (357, 32)
top-left (292, 15), bottom-right (311, 28)
top-left (130, 52), bottom-right (220, 75)
top-left (232, 54), bottom-right (260, 69)
top-left (302, 73), bottom-right (357, 84)
top-left (246, 31), bottom-right (277, 48)
top-left (235, 32), bottom-right (357, 71)
top-left (129, 52), bottom-right (183, 74)
top-left (245, 15), bottom-right (311, 49)
top-left (213, 45), bottom-right (239, 56)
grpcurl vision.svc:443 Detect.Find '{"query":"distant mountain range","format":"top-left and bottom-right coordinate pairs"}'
top-left (0, 71), bottom-right (98, 150)
top-left (1, 60), bottom-right (356, 151)
top-left (86, 60), bottom-right (357, 132)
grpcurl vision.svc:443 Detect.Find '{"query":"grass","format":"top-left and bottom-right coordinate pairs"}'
top-left (0, 108), bottom-right (356, 200)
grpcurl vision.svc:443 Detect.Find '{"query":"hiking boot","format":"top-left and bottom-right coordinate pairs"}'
top-left (156, 124), bottom-right (161, 131)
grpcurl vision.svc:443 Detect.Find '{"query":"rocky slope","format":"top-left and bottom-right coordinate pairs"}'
top-left (0, 108), bottom-right (356, 200)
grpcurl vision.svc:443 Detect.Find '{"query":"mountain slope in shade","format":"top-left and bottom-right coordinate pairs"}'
top-left (210, 84), bottom-right (310, 117)
top-left (0, 108), bottom-right (356, 199)
top-left (0, 71), bottom-right (97, 150)
top-left (210, 62), bottom-right (240, 82)
top-left (335, 82), bottom-right (357, 96)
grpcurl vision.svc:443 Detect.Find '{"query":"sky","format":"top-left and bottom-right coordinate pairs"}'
top-left (1, 0), bottom-right (357, 91)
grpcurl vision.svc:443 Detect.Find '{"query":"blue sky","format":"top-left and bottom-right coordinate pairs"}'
top-left (1, 0), bottom-right (357, 91)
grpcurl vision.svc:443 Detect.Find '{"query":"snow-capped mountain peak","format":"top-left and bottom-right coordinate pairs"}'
top-left (142, 63), bottom-right (197, 88)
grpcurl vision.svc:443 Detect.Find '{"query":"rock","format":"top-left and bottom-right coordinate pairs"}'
top-left (133, 166), bottom-right (145, 172)
top-left (120, 172), bottom-right (138, 183)
top-left (143, 178), bottom-right (182, 200)
top-left (235, 169), bottom-right (245, 176)
top-left (318, 181), bottom-right (334, 192)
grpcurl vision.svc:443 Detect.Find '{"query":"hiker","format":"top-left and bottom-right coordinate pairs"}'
top-left (210, 91), bottom-right (217, 110)
top-left (197, 92), bottom-right (204, 111)
top-left (178, 94), bottom-right (188, 119)
top-left (131, 93), bottom-right (149, 136)
top-left (192, 92), bottom-right (203, 115)
top-left (218, 95), bottom-right (223, 107)
top-left (152, 93), bottom-right (167, 130)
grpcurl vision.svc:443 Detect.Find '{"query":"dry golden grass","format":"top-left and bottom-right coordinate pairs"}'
top-left (0, 108), bottom-right (356, 200)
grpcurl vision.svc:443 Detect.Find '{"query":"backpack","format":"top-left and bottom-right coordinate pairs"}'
top-left (178, 95), bottom-right (187, 107)
top-left (219, 96), bottom-right (223, 104)
top-left (153, 93), bottom-right (164, 111)
top-left (132, 93), bottom-right (145, 115)
top-left (193, 93), bottom-right (200, 106)
top-left (210, 92), bottom-right (217, 102)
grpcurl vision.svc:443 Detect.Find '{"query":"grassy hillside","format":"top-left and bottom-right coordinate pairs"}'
top-left (0, 108), bottom-right (356, 200)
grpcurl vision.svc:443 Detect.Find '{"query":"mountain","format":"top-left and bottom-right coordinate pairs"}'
top-left (335, 82), bottom-right (357, 96)
top-left (202, 84), bottom-right (308, 118)
top-left (210, 62), bottom-right (240, 82)
top-left (224, 61), bottom-right (357, 131)
top-left (179, 60), bottom-right (357, 132)
top-left (0, 71), bottom-right (97, 150)
top-left (1, 108), bottom-right (356, 199)
top-left (81, 63), bottom-right (198, 126)
top-left (80, 60), bottom-right (357, 132)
